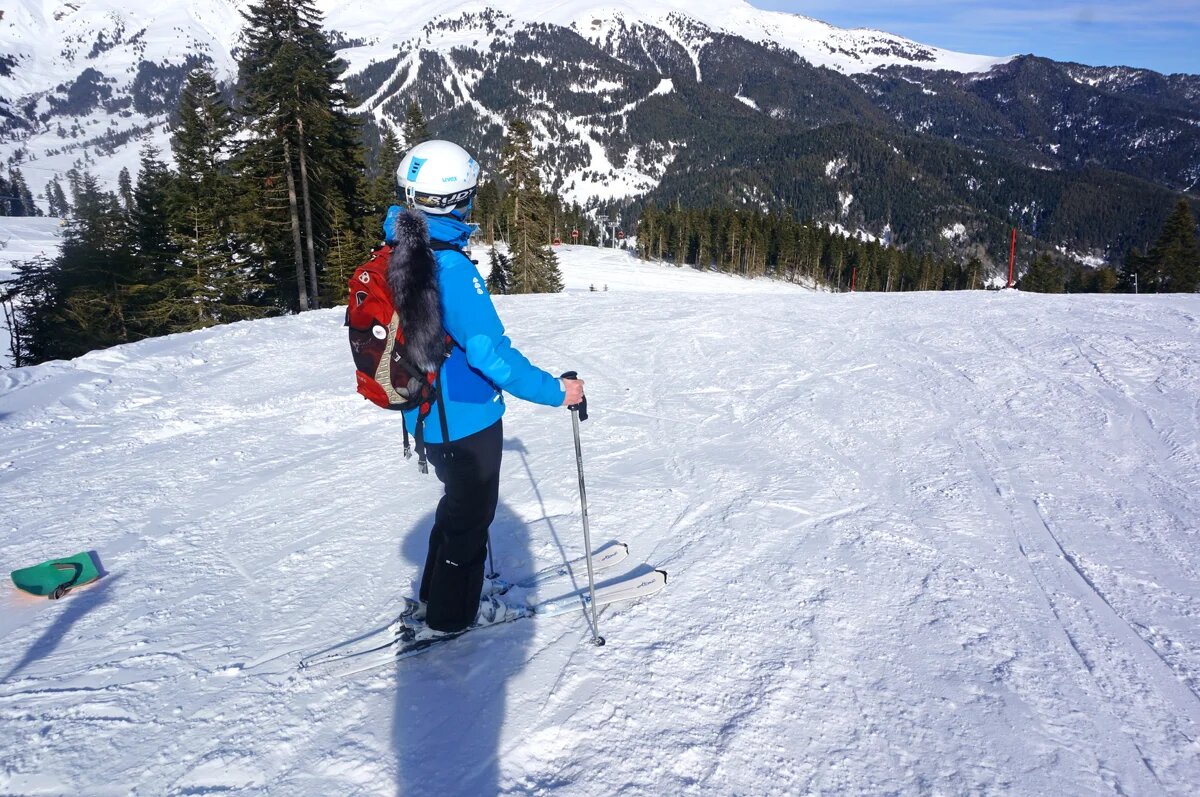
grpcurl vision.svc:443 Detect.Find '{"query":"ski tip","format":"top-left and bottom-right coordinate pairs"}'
top-left (656, 569), bottom-right (668, 583)
top-left (620, 542), bottom-right (629, 553)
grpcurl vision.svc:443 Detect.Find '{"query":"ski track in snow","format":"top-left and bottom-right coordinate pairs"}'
top-left (1, 248), bottom-right (1199, 794)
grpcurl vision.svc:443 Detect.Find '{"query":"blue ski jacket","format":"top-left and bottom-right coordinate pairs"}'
top-left (385, 208), bottom-right (566, 443)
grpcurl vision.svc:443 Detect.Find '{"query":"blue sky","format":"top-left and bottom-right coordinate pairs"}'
top-left (755, 1), bottom-right (1200, 75)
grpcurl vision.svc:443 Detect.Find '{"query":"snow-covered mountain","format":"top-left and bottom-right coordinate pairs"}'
top-left (0, 0), bottom-right (1004, 195)
top-left (322, 0), bottom-right (1008, 77)
top-left (2, 0), bottom-right (1197, 265)
top-left (0, 0), bottom-right (1006, 203)
top-left (2, 244), bottom-right (1199, 793)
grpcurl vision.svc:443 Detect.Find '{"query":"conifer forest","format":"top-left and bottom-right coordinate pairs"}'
top-left (0, 0), bottom-right (1197, 369)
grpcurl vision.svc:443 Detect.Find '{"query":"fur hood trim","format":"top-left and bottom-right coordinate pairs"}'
top-left (386, 210), bottom-right (444, 372)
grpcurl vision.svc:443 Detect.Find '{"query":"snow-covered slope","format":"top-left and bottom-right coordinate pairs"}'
top-left (0, 217), bottom-right (62, 276)
top-left (2, 247), bottom-right (1199, 794)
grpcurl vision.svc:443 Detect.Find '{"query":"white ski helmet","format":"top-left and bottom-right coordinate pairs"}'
top-left (396, 139), bottom-right (480, 215)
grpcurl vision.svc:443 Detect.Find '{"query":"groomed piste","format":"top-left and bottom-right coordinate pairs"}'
top-left (1, 244), bottom-right (1198, 794)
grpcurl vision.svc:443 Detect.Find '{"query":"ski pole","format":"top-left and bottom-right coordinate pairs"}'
top-left (485, 532), bottom-right (497, 580)
top-left (561, 371), bottom-right (604, 647)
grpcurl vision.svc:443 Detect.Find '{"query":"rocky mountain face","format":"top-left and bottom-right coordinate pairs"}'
top-left (2, 0), bottom-right (1197, 268)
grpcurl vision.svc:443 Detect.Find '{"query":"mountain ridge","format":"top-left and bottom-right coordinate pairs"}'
top-left (1, 0), bottom-right (1196, 271)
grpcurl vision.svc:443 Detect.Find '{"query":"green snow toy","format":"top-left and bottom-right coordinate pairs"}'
top-left (10, 552), bottom-right (101, 599)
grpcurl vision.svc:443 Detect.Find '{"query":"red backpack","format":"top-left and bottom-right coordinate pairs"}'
top-left (346, 244), bottom-right (450, 472)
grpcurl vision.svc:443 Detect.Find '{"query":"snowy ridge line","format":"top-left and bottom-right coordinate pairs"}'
top-left (322, 0), bottom-right (1009, 76)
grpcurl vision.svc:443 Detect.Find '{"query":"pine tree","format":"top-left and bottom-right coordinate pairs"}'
top-left (235, 0), bottom-right (365, 311)
top-left (45, 179), bottom-right (70, 218)
top-left (153, 68), bottom-right (268, 331)
top-left (1094, 267), bottom-right (1119, 293)
top-left (65, 169), bottom-right (84, 209)
top-left (117, 167), bottom-right (135, 212)
top-left (638, 203), bottom-right (659, 260)
top-left (318, 199), bottom-right (369, 301)
top-left (1146, 199), bottom-right (1200, 293)
top-left (0, 171), bottom-right (10, 216)
top-left (474, 179), bottom-right (502, 246)
top-left (965, 256), bottom-right (983, 290)
top-left (7, 169), bottom-right (39, 216)
top-left (367, 125), bottom-right (402, 227)
top-left (498, 119), bottom-right (562, 294)
top-left (486, 247), bottom-right (512, 295)
top-left (131, 146), bottom-right (175, 283)
top-left (402, 101), bottom-right (431, 149)
top-left (1119, 247), bottom-right (1149, 293)
top-left (3, 255), bottom-right (56, 366)
top-left (1019, 254), bottom-right (1065, 293)
top-left (9, 174), bottom-right (139, 362)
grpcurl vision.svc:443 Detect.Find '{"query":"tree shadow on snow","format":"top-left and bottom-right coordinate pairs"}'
top-left (393, 499), bottom-right (535, 796)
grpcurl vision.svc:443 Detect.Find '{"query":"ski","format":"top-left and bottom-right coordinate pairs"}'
top-left (298, 542), bottom-right (628, 670)
top-left (311, 569), bottom-right (667, 678)
top-left (298, 597), bottom-right (421, 670)
top-left (492, 540), bottom-right (628, 593)
top-left (526, 569), bottom-right (667, 618)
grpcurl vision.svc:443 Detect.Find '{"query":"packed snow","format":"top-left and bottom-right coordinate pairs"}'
top-left (824, 157), bottom-right (848, 179)
top-left (824, 222), bottom-right (878, 244)
top-left (735, 94), bottom-right (760, 111)
top-left (2, 245), bottom-right (1199, 794)
top-left (941, 222), bottom-right (968, 241)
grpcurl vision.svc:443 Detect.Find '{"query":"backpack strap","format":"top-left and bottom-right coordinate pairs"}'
top-left (429, 239), bottom-right (479, 265)
top-left (413, 406), bottom-right (428, 473)
top-left (435, 368), bottom-right (451, 454)
top-left (407, 336), bottom-right (456, 474)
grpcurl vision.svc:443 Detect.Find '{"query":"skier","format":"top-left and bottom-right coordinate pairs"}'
top-left (383, 139), bottom-right (584, 640)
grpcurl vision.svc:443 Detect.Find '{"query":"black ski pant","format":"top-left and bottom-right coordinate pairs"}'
top-left (420, 419), bottom-right (502, 632)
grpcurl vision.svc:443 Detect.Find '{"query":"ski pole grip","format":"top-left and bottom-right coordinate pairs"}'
top-left (560, 371), bottom-right (588, 421)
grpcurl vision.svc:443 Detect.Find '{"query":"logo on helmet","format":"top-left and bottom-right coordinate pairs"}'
top-left (407, 157), bottom-right (427, 182)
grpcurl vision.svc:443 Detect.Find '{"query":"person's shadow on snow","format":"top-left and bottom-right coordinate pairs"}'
top-left (392, 498), bottom-right (534, 796)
